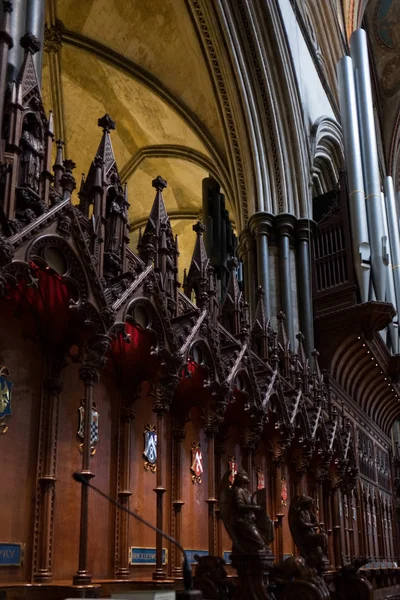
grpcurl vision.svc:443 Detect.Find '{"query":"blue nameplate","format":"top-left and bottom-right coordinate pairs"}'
top-left (223, 551), bottom-right (231, 565)
top-left (130, 547), bottom-right (167, 566)
top-left (0, 543), bottom-right (23, 566)
top-left (185, 549), bottom-right (208, 565)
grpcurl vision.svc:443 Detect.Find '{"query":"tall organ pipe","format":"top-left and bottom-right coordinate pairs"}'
top-left (337, 56), bottom-right (370, 303)
top-left (350, 29), bottom-right (387, 302)
top-left (380, 191), bottom-right (398, 354)
top-left (385, 177), bottom-right (400, 348)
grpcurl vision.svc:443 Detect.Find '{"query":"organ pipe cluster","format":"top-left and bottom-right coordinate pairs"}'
top-left (338, 29), bottom-right (400, 354)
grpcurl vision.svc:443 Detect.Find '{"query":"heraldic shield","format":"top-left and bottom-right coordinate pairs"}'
top-left (143, 423), bottom-right (157, 473)
top-left (191, 442), bottom-right (203, 484)
top-left (0, 366), bottom-right (12, 434)
top-left (77, 403), bottom-right (99, 455)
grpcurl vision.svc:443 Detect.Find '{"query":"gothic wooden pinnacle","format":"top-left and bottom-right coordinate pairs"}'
top-left (98, 114), bottom-right (116, 132)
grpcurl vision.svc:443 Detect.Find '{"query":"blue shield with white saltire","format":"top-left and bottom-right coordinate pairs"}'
top-left (0, 375), bottom-right (12, 420)
top-left (78, 405), bottom-right (99, 446)
top-left (143, 430), bottom-right (157, 464)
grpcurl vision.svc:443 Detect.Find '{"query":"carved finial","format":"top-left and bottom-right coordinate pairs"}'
top-left (97, 114), bottom-right (116, 133)
top-left (193, 220), bottom-right (206, 235)
top-left (277, 311), bottom-right (286, 322)
top-left (20, 32), bottom-right (41, 54)
top-left (152, 175), bottom-right (167, 192)
top-left (296, 332), bottom-right (305, 344)
top-left (63, 159), bottom-right (76, 173)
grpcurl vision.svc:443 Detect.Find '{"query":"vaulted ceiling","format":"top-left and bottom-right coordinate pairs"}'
top-left (42, 0), bottom-right (232, 279)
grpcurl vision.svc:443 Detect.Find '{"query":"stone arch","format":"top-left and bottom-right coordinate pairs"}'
top-left (310, 117), bottom-right (344, 197)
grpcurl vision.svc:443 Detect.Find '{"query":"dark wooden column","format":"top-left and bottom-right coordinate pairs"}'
top-left (348, 492), bottom-right (355, 560)
top-left (115, 403), bottom-right (135, 578)
top-left (151, 373), bottom-right (178, 582)
top-left (32, 362), bottom-right (63, 582)
top-left (273, 458), bottom-right (284, 563)
top-left (205, 425), bottom-right (218, 556)
top-left (73, 335), bottom-right (110, 585)
top-left (153, 409), bottom-right (167, 581)
top-left (331, 485), bottom-right (342, 569)
top-left (171, 419), bottom-right (186, 578)
top-left (355, 483), bottom-right (367, 558)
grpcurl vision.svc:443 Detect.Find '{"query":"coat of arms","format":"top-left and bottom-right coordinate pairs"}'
top-left (143, 423), bottom-right (157, 473)
top-left (228, 456), bottom-right (238, 486)
top-left (256, 467), bottom-right (265, 490)
top-left (0, 367), bottom-right (12, 434)
top-left (281, 477), bottom-right (288, 506)
top-left (77, 402), bottom-right (99, 455)
top-left (191, 442), bottom-right (203, 484)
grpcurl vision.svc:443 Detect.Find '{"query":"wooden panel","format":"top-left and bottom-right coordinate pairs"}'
top-left (0, 317), bottom-right (42, 583)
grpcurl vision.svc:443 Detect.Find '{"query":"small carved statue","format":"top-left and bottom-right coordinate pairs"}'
top-left (20, 119), bottom-right (44, 193)
top-left (220, 469), bottom-right (274, 555)
top-left (194, 555), bottom-right (235, 600)
top-left (288, 495), bottom-right (329, 573)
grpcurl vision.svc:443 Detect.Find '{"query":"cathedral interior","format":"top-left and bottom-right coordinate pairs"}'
top-left (1, 0), bottom-right (400, 599)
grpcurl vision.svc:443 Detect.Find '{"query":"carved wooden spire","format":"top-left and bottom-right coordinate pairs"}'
top-left (139, 176), bottom-right (179, 302)
top-left (184, 221), bottom-right (210, 309)
top-left (78, 115), bottom-right (128, 281)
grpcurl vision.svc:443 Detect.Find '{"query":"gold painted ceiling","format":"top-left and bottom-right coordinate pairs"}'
top-left (42, 0), bottom-right (230, 277)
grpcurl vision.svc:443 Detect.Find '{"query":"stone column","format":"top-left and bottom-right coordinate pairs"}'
top-left (295, 219), bottom-right (316, 357)
top-left (205, 425), bottom-right (218, 556)
top-left (275, 214), bottom-right (296, 346)
top-left (249, 212), bottom-right (274, 317)
top-left (73, 335), bottom-right (110, 585)
top-left (115, 403), bottom-right (135, 578)
top-left (32, 362), bottom-right (63, 582)
top-left (171, 420), bottom-right (186, 578)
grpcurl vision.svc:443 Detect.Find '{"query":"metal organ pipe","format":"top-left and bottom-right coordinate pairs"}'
top-left (337, 56), bottom-right (370, 303)
top-left (380, 191), bottom-right (398, 354)
top-left (385, 178), bottom-right (400, 348)
top-left (26, 0), bottom-right (45, 81)
top-left (350, 29), bottom-right (387, 302)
